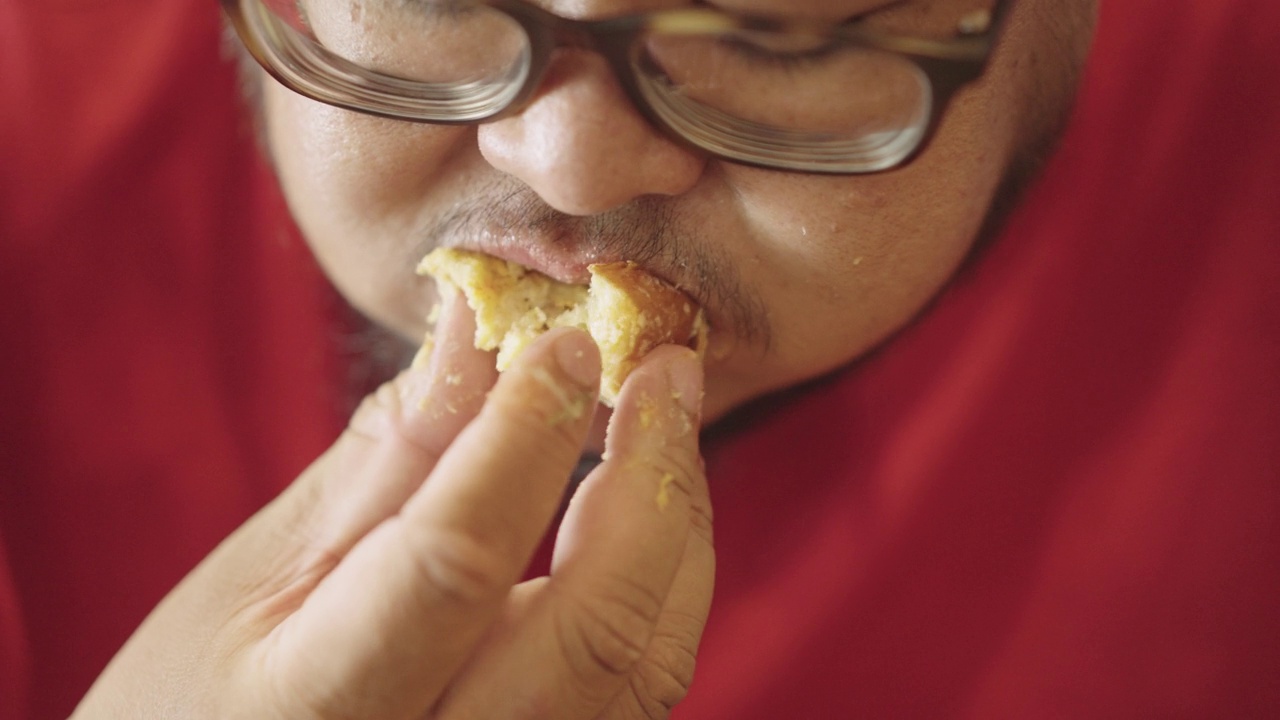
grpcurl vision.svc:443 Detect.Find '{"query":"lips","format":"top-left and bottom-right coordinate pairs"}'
top-left (453, 235), bottom-right (597, 286)
top-left (410, 185), bottom-right (727, 347)
top-left (429, 234), bottom-right (731, 360)
top-left (443, 230), bottom-right (693, 303)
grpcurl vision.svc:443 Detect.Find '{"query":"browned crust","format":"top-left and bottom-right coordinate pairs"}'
top-left (588, 261), bottom-right (707, 403)
top-left (419, 249), bottom-right (705, 406)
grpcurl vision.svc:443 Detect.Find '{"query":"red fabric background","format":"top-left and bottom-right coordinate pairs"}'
top-left (685, 0), bottom-right (1280, 716)
top-left (2, 0), bottom-right (1278, 718)
top-left (1, 1), bottom-right (346, 717)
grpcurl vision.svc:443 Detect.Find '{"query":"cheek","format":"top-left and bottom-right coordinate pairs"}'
top-left (264, 81), bottom-right (454, 236)
top-left (263, 80), bottom-right (468, 330)
top-left (708, 81), bottom-right (1014, 409)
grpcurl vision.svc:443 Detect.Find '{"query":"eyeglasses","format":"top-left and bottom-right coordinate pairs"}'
top-left (221, 0), bottom-right (1011, 174)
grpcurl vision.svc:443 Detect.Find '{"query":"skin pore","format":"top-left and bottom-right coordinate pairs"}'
top-left (259, 0), bottom-right (1097, 424)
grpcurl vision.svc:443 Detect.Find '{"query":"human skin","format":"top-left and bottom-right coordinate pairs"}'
top-left (262, 0), bottom-right (1097, 424)
top-left (75, 1), bottom-right (1095, 716)
top-left (75, 297), bottom-right (713, 718)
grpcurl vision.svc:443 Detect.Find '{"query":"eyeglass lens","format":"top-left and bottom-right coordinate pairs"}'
top-left (249, 0), bottom-right (937, 169)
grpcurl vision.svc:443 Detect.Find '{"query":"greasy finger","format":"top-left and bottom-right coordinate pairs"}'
top-left (258, 327), bottom-right (601, 720)
top-left (432, 345), bottom-right (705, 719)
top-left (602, 510), bottom-right (715, 719)
top-left (303, 289), bottom-right (498, 555)
top-left (81, 294), bottom-right (498, 720)
top-left (193, 291), bottom-right (497, 631)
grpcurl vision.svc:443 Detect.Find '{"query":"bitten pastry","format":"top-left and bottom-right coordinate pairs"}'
top-left (417, 247), bottom-right (706, 406)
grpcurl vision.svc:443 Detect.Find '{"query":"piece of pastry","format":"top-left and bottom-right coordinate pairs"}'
top-left (417, 247), bottom-right (706, 406)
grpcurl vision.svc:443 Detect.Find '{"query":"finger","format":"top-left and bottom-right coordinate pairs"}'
top-left (308, 289), bottom-right (498, 555)
top-left (433, 345), bottom-right (706, 720)
top-left (206, 291), bottom-right (498, 624)
top-left (602, 495), bottom-right (714, 719)
top-left (260, 327), bottom-right (602, 720)
top-left (79, 295), bottom-right (500, 719)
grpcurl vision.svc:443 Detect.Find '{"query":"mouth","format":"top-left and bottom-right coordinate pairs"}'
top-left (449, 231), bottom-right (600, 286)
top-left (435, 223), bottom-right (705, 311)
top-left (447, 238), bottom-right (727, 345)
top-left (411, 184), bottom-right (692, 285)
top-left (407, 185), bottom-right (766, 362)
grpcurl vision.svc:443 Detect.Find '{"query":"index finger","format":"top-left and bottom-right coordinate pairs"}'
top-left (430, 345), bottom-right (707, 719)
top-left (259, 327), bottom-right (603, 719)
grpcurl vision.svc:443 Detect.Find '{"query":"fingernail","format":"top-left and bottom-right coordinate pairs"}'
top-left (554, 330), bottom-right (601, 389)
top-left (666, 350), bottom-right (703, 418)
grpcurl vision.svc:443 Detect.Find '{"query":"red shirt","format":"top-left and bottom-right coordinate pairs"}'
top-left (1, 1), bottom-right (346, 717)
top-left (685, 1), bottom-right (1280, 716)
top-left (2, 0), bottom-right (1278, 718)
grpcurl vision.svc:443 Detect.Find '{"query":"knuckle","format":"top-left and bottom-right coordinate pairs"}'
top-left (558, 577), bottom-right (663, 681)
top-left (687, 495), bottom-right (714, 542)
top-left (626, 602), bottom-right (708, 717)
top-left (401, 523), bottom-right (512, 607)
top-left (629, 655), bottom-right (694, 719)
top-left (623, 623), bottom-right (701, 719)
top-left (649, 630), bottom-right (698, 694)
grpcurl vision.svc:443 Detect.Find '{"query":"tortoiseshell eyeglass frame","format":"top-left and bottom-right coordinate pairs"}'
top-left (221, 0), bottom-right (1014, 174)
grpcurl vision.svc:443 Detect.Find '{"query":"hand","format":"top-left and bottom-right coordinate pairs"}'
top-left (72, 292), bottom-right (714, 719)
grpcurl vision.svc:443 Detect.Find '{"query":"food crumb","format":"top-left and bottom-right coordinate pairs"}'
top-left (445, 373), bottom-right (462, 386)
top-left (637, 391), bottom-right (658, 429)
top-left (656, 472), bottom-right (677, 511)
top-left (411, 334), bottom-right (435, 370)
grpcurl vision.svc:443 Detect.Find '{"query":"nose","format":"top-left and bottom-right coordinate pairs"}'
top-left (476, 50), bottom-right (708, 216)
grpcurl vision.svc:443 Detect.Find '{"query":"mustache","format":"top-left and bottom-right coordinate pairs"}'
top-left (411, 178), bottom-right (771, 348)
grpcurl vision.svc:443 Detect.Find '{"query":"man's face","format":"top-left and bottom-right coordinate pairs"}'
top-left (261, 0), bottom-right (1094, 422)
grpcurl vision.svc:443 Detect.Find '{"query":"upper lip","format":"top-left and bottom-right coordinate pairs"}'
top-left (456, 235), bottom-right (603, 286)
top-left (419, 195), bottom-right (716, 328)
top-left (445, 234), bottom-right (717, 335)
top-left (421, 180), bottom-right (701, 298)
top-left (448, 233), bottom-right (691, 296)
